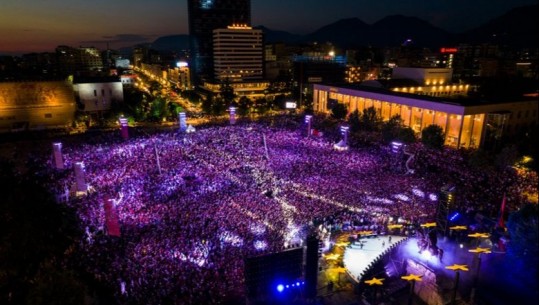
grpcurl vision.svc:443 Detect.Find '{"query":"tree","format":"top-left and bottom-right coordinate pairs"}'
top-left (302, 92), bottom-right (314, 113)
top-left (219, 79), bottom-right (236, 106)
top-left (421, 124), bottom-right (445, 149)
top-left (397, 126), bottom-right (416, 144)
top-left (330, 103), bottom-right (348, 120)
top-left (148, 97), bottom-right (169, 121)
top-left (211, 96), bottom-right (227, 116)
top-left (347, 109), bottom-right (361, 132)
top-left (181, 90), bottom-right (202, 105)
top-left (167, 102), bottom-right (183, 119)
top-left (254, 97), bottom-right (269, 115)
top-left (361, 106), bottom-right (382, 131)
top-left (381, 114), bottom-right (403, 143)
top-left (237, 96), bottom-right (251, 116)
top-left (201, 93), bottom-right (214, 115)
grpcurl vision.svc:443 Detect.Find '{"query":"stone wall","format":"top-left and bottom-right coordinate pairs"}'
top-left (0, 81), bottom-right (75, 132)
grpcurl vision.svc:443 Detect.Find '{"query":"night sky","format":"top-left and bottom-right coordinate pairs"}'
top-left (0, 0), bottom-right (536, 55)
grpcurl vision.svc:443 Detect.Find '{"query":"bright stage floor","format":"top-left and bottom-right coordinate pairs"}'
top-left (342, 235), bottom-right (407, 283)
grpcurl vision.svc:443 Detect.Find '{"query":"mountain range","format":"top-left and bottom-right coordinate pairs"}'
top-left (145, 5), bottom-right (537, 53)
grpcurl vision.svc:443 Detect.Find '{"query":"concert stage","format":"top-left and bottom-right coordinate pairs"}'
top-left (343, 235), bottom-right (407, 283)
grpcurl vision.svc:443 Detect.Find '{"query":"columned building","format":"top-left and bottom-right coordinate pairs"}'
top-left (313, 83), bottom-right (538, 149)
top-left (213, 25), bottom-right (263, 82)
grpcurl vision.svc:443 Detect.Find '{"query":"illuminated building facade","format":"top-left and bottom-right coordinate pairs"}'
top-left (313, 83), bottom-right (538, 149)
top-left (213, 25), bottom-right (263, 82)
top-left (201, 80), bottom-right (270, 100)
top-left (168, 62), bottom-right (192, 90)
top-left (188, 0), bottom-right (251, 83)
top-left (56, 46), bottom-right (104, 76)
top-left (72, 77), bottom-right (123, 113)
top-left (388, 67), bottom-right (470, 97)
top-left (0, 81), bottom-right (76, 132)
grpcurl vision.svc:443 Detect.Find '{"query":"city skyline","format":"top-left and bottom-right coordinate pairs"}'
top-left (0, 0), bottom-right (537, 55)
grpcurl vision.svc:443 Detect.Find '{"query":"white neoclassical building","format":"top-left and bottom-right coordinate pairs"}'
top-left (313, 83), bottom-right (538, 149)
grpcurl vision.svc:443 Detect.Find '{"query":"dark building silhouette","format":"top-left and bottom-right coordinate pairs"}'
top-left (187, 0), bottom-right (251, 84)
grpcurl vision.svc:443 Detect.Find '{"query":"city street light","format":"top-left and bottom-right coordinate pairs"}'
top-left (445, 264), bottom-right (469, 305)
top-left (401, 273), bottom-right (422, 305)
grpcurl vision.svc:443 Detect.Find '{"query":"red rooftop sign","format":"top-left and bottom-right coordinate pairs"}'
top-left (440, 47), bottom-right (458, 53)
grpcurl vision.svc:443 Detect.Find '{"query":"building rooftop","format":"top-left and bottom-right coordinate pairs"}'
top-left (318, 82), bottom-right (537, 107)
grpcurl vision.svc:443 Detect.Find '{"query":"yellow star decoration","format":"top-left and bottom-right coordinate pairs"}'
top-left (420, 222), bottom-right (437, 228)
top-left (358, 230), bottom-right (374, 235)
top-left (323, 253), bottom-right (340, 260)
top-left (468, 232), bottom-right (490, 238)
top-left (364, 277), bottom-right (384, 286)
top-left (469, 247), bottom-right (492, 254)
top-left (449, 225), bottom-right (467, 230)
top-left (388, 224), bottom-right (404, 229)
top-left (334, 267), bottom-right (347, 273)
top-left (445, 264), bottom-right (469, 272)
top-left (335, 241), bottom-right (350, 247)
top-left (401, 274), bottom-right (422, 282)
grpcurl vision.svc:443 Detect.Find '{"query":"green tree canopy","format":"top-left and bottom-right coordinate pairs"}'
top-left (421, 124), bottom-right (445, 149)
top-left (237, 96), bottom-right (251, 116)
top-left (148, 97), bottom-right (169, 121)
top-left (219, 79), bottom-right (236, 106)
top-left (361, 106), bottom-right (382, 131)
top-left (347, 109), bottom-right (361, 132)
top-left (330, 103), bottom-right (348, 120)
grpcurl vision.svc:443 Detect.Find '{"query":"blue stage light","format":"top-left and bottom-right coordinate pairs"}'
top-left (276, 284), bottom-right (284, 292)
top-left (449, 212), bottom-right (460, 221)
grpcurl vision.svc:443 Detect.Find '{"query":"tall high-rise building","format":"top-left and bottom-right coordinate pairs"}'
top-left (188, 0), bottom-right (251, 84)
top-left (213, 25), bottom-right (263, 82)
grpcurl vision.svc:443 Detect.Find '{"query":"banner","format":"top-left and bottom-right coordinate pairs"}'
top-left (104, 195), bottom-right (121, 237)
top-left (52, 142), bottom-right (64, 169)
top-left (119, 117), bottom-right (129, 140)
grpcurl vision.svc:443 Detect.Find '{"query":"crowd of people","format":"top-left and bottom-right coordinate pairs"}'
top-left (41, 119), bottom-right (536, 305)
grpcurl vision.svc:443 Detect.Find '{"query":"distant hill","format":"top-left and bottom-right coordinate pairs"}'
top-left (143, 5), bottom-right (537, 53)
top-left (151, 35), bottom-right (190, 51)
top-left (259, 15), bottom-right (452, 48)
top-left (304, 18), bottom-right (370, 47)
top-left (369, 15), bottom-right (453, 47)
top-left (460, 5), bottom-right (538, 47)
top-left (253, 26), bottom-right (303, 44)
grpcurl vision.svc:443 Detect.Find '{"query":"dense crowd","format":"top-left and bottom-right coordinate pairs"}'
top-left (42, 121), bottom-right (537, 305)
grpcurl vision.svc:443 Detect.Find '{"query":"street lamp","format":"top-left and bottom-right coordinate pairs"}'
top-left (468, 247), bottom-right (491, 304)
top-left (445, 264), bottom-right (469, 305)
top-left (401, 273), bottom-right (422, 305)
